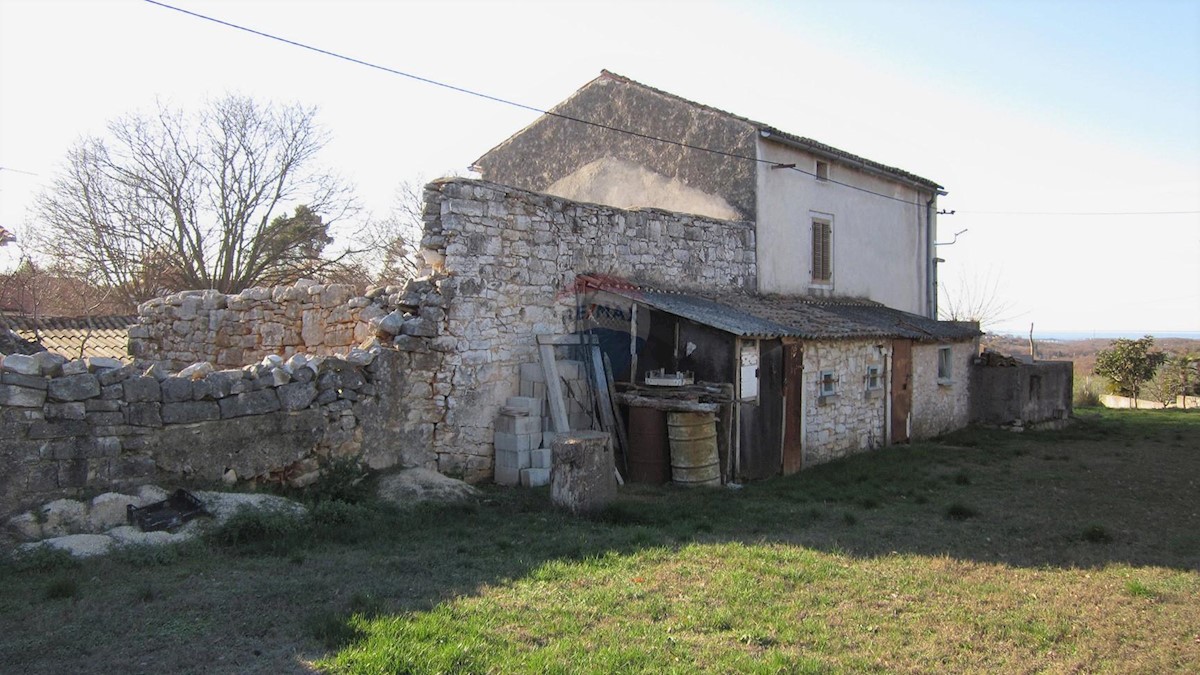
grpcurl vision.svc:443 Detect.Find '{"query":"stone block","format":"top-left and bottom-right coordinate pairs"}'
top-left (48, 373), bottom-right (101, 401)
top-left (28, 419), bottom-right (89, 439)
top-left (61, 359), bottom-right (89, 376)
top-left (402, 316), bottom-right (438, 338)
top-left (495, 414), bottom-right (541, 435)
top-left (97, 365), bottom-right (136, 386)
top-left (100, 384), bottom-right (123, 399)
top-left (85, 398), bottom-right (121, 412)
top-left (219, 389), bottom-right (281, 418)
top-left (32, 351), bottom-right (67, 376)
top-left (160, 401), bottom-right (221, 424)
top-left (277, 382), bottom-right (317, 411)
top-left (0, 383), bottom-right (46, 407)
top-left (2, 371), bottom-right (48, 389)
top-left (531, 447), bottom-right (552, 469)
top-left (85, 411), bottom-right (125, 426)
top-left (124, 402), bottom-right (163, 427)
top-left (520, 467), bottom-right (550, 488)
top-left (160, 377), bottom-right (194, 402)
top-left (494, 431), bottom-right (538, 452)
top-left (122, 376), bottom-right (161, 402)
top-left (45, 402), bottom-right (87, 421)
top-left (40, 498), bottom-right (88, 536)
top-left (87, 357), bottom-right (124, 372)
top-left (151, 408), bottom-right (325, 482)
top-left (1, 353), bottom-right (40, 376)
top-left (79, 436), bottom-right (121, 459)
top-left (87, 492), bottom-right (139, 532)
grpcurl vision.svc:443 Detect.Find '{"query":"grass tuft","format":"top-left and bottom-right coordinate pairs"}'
top-left (945, 503), bottom-right (979, 520)
top-left (43, 576), bottom-right (79, 601)
top-left (1124, 580), bottom-right (1157, 599)
top-left (1081, 524), bottom-right (1112, 543)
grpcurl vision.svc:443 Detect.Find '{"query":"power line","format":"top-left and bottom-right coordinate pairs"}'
top-left (958, 210), bottom-right (1200, 216)
top-left (143, 0), bottom-right (929, 207)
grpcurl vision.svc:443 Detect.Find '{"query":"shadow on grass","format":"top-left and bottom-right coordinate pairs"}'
top-left (1, 407), bottom-right (1196, 674)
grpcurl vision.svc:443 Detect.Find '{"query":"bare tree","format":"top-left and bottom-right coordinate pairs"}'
top-left (336, 178), bottom-right (429, 286)
top-left (938, 266), bottom-right (1018, 331)
top-left (30, 95), bottom-right (357, 305)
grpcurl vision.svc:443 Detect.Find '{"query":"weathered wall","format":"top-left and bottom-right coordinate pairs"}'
top-left (755, 138), bottom-right (936, 315)
top-left (473, 72), bottom-right (759, 221)
top-left (0, 347), bottom-right (433, 520)
top-left (911, 340), bottom-right (977, 439)
top-left (801, 339), bottom-right (888, 466)
top-left (129, 280), bottom-right (434, 371)
top-left (972, 360), bottom-right (1072, 425)
top-left (419, 178), bottom-right (757, 479)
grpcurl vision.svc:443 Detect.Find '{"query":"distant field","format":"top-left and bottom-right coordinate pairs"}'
top-left (2, 408), bottom-right (1198, 673)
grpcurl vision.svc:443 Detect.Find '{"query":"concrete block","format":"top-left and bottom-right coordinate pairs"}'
top-left (494, 431), bottom-right (538, 452)
top-left (558, 360), bottom-right (583, 380)
top-left (505, 396), bottom-right (541, 416)
top-left (543, 431), bottom-right (559, 447)
top-left (521, 467), bottom-right (550, 488)
top-left (531, 447), bottom-right (552, 469)
top-left (519, 362), bottom-right (545, 383)
top-left (495, 448), bottom-right (531, 470)
top-left (495, 414), bottom-right (542, 435)
top-left (494, 464), bottom-right (520, 486)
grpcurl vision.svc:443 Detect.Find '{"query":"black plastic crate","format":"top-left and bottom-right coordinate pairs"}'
top-left (126, 489), bottom-right (210, 532)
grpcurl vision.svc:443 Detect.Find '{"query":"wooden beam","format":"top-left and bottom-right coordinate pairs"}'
top-left (536, 334), bottom-right (598, 346)
top-left (539, 343), bottom-right (570, 433)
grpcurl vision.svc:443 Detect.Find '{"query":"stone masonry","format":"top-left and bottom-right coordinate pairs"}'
top-left (802, 339), bottom-right (888, 466)
top-left (418, 178), bottom-right (756, 479)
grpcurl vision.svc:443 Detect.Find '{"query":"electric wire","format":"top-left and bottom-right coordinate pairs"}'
top-left (143, 0), bottom-right (931, 207)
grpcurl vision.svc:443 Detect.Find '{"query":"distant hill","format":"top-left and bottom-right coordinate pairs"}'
top-left (981, 334), bottom-right (1200, 377)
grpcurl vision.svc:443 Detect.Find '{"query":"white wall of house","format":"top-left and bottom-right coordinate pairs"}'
top-left (755, 139), bottom-right (934, 316)
top-left (910, 339), bottom-right (977, 439)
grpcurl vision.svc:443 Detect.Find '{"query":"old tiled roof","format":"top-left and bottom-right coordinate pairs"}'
top-left (477, 70), bottom-right (940, 190)
top-left (594, 283), bottom-right (978, 342)
top-left (0, 315), bottom-right (135, 360)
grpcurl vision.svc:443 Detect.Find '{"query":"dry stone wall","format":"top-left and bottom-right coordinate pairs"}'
top-left (418, 178), bottom-right (756, 480)
top-left (0, 346), bottom-right (437, 519)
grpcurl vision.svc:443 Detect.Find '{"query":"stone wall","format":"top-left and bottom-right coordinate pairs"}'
top-left (0, 335), bottom-right (440, 520)
top-left (801, 339), bottom-right (888, 466)
top-left (419, 178), bottom-right (756, 479)
top-left (972, 359), bottom-right (1072, 426)
top-left (911, 340), bottom-right (978, 439)
top-left (129, 279), bottom-right (440, 371)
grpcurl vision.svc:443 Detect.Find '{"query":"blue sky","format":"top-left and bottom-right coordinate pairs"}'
top-left (1, 0), bottom-right (1197, 334)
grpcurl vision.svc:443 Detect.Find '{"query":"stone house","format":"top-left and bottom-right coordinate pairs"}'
top-left (472, 70), bottom-right (944, 317)
top-left (460, 71), bottom-right (978, 478)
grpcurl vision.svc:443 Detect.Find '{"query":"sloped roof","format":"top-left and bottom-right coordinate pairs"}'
top-left (475, 70), bottom-right (941, 190)
top-left (1, 315), bottom-right (135, 361)
top-left (587, 280), bottom-right (977, 342)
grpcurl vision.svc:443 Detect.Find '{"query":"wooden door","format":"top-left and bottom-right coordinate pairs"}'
top-left (782, 340), bottom-right (804, 474)
top-left (890, 339), bottom-right (913, 444)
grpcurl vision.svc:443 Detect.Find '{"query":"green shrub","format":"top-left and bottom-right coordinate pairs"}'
top-left (6, 546), bottom-right (79, 573)
top-left (44, 575), bottom-right (79, 600)
top-left (209, 508), bottom-right (307, 555)
top-left (302, 457), bottom-right (372, 505)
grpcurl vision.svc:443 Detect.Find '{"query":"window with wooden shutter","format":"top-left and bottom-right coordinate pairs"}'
top-left (811, 219), bottom-right (832, 284)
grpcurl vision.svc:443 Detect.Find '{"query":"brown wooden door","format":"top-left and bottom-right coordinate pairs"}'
top-left (782, 340), bottom-right (804, 474)
top-left (891, 339), bottom-right (913, 444)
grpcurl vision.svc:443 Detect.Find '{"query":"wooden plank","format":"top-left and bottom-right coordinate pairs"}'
top-left (601, 351), bottom-right (630, 472)
top-left (536, 334), bottom-right (598, 346)
top-left (589, 345), bottom-right (618, 439)
top-left (890, 339), bottom-right (913, 444)
top-left (782, 341), bottom-right (804, 475)
top-left (613, 394), bottom-right (720, 413)
top-left (539, 343), bottom-right (570, 433)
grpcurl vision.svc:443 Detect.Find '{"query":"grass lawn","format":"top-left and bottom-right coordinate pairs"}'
top-left (1, 407), bottom-right (1197, 673)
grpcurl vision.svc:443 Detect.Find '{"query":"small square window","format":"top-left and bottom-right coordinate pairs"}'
top-left (819, 370), bottom-right (837, 396)
top-left (866, 365), bottom-right (882, 390)
top-left (815, 161), bottom-right (829, 181)
top-left (937, 347), bottom-right (953, 382)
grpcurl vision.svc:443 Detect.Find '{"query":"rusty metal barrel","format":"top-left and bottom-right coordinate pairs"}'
top-left (666, 412), bottom-right (720, 487)
top-left (626, 406), bottom-right (670, 484)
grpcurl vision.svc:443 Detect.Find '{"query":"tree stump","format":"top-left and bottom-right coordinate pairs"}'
top-left (551, 431), bottom-right (616, 515)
